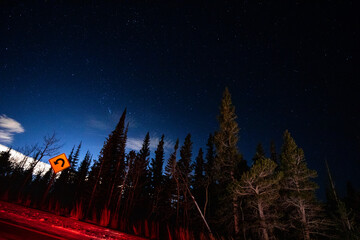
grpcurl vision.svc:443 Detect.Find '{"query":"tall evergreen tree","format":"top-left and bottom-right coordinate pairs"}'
top-left (0, 149), bottom-right (12, 194)
top-left (234, 158), bottom-right (283, 240)
top-left (150, 134), bottom-right (165, 192)
top-left (178, 134), bottom-right (193, 187)
top-left (165, 139), bottom-right (179, 178)
top-left (118, 150), bottom-right (136, 219)
top-left (178, 134), bottom-right (193, 227)
top-left (56, 145), bottom-right (74, 185)
top-left (54, 146), bottom-right (75, 207)
top-left (205, 134), bottom-right (215, 182)
top-left (194, 148), bottom-right (205, 192)
top-left (137, 132), bottom-right (150, 192)
top-left (107, 123), bottom-right (128, 209)
top-left (325, 160), bottom-right (356, 239)
top-left (280, 130), bottom-right (323, 240)
top-left (345, 182), bottom-right (360, 228)
top-left (0, 149), bottom-right (12, 178)
top-left (149, 134), bottom-right (165, 217)
top-left (87, 109), bottom-right (126, 216)
top-left (75, 151), bottom-right (92, 200)
top-left (68, 142), bottom-right (82, 192)
top-left (203, 134), bottom-right (216, 220)
top-left (102, 110), bottom-right (127, 208)
top-left (71, 142), bottom-right (81, 172)
top-left (126, 132), bottom-right (150, 219)
top-left (37, 167), bottom-right (53, 205)
top-left (164, 139), bottom-right (180, 221)
top-left (214, 87), bottom-right (245, 236)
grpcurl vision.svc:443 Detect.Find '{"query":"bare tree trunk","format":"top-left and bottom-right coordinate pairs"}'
top-left (124, 170), bottom-right (139, 218)
top-left (258, 201), bottom-right (269, 240)
top-left (175, 174), bottom-right (180, 225)
top-left (185, 181), bottom-right (212, 234)
top-left (233, 195), bottom-right (240, 236)
top-left (204, 183), bottom-right (209, 217)
top-left (86, 160), bottom-right (104, 218)
top-left (239, 199), bottom-right (247, 240)
top-left (106, 157), bottom-right (123, 208)
top-left (114, 157), bottom-right (132, 215)
top-left (300, 203), bottom-right (310, 240)
top-left (183, 189), bottom-right (188, 229)
top-left (231, 173), bottom-right (240, 236)
top-left (41, 173), bottom-right (56, 206)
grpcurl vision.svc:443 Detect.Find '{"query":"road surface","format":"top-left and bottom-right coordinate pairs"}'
top-left (0, 219), bottom-right (66, 240)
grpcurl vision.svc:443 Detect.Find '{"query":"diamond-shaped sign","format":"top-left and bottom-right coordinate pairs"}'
top-left (48, 153), bottom-right (70, 174)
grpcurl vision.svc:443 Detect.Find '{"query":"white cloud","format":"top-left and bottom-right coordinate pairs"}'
top-left (127, 138), bottom-right (144, 151)
top-left (150, 136), bottom-right (175, 151)
top-left (87, 118), bottom-right (109, 130)
top-left (0, 115), bottom-right (25, 144)
top-left (127, 136), bottom-right (175, 152)
top-left (0, 115), bottom-right (24, 133)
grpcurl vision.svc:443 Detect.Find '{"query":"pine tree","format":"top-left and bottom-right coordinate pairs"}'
top-left (125, 132), bottom-right (150, 219)
top-left (0, 149), bottom-right (12, 178)
top-left (164, 139), bottom-right (180, 221)
top-left (204, 134), bottom-right (215, 219)
top-left (66, 142), bottom-right (81, 204)
top-left (38, 167), bottom-right (54, 205)
top-left (205, 134), bottom-right (215, 182)
top-left (150, 134), bottom-right (165, 192)
top-left (137, 132), bottom-right (150, 192)
top-left (252, 143), bottom-right (266, 165)
top-left (56, 145), bottom-right (74, 185)
top-left (0, 149), bottom-right (12, 194)
top-left (68, 142), bottom-right (82, 201)
top-left (178, 133), bottom-right (193, 227)
top-left (345, 182), bottom-right (360, 228)
top-left (75, 151), bottom-right (92, 200)
top-left (178, 134), bottom-right (193, 188)
top-left (233, 158), bottom-right (283, 240)
top-left (194, 148), bottom-right (205, 193)
top-left (54, 146), bottom-right (75, 207)
top-left (149, 134), bottom-right (165, 217)
top-left (71, 142), bottom-right (81, 172)
top-left (118, 150), bottom-right (136, 219)
top-left (214, 87), bottom-right (244, 236)
top-left (280, 130), bottom-right (323, 240)
top-left (102, 109), bottom-right (127, 209)
top-left (107, 123), bottom-right (128, 210)
top-left (87, 109), bottom-right (126, 216)
top-left (165, 139), bottom-right (179, 178)
top-left (325, 160), bottom-right (356, 239)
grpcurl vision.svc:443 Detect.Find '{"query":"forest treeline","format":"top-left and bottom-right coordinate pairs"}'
top-left (0, 88), bottom-right (359, 240)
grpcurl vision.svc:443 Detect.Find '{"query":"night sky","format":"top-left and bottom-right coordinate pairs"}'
top-left (0, 1), bottom-right (359, 198)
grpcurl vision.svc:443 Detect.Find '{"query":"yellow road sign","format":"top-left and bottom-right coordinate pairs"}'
top-left (48, 153), bottom-right (70, 174)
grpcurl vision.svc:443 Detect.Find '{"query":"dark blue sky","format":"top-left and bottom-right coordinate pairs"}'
top-left (0, 1), bottom-right (359, 198)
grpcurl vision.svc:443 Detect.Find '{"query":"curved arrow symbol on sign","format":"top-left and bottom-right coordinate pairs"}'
top-left (54, 158), bottom-right (65, 167)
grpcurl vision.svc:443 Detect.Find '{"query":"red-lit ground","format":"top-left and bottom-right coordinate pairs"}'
top-left (0, 201), bottom-right (146, 240)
